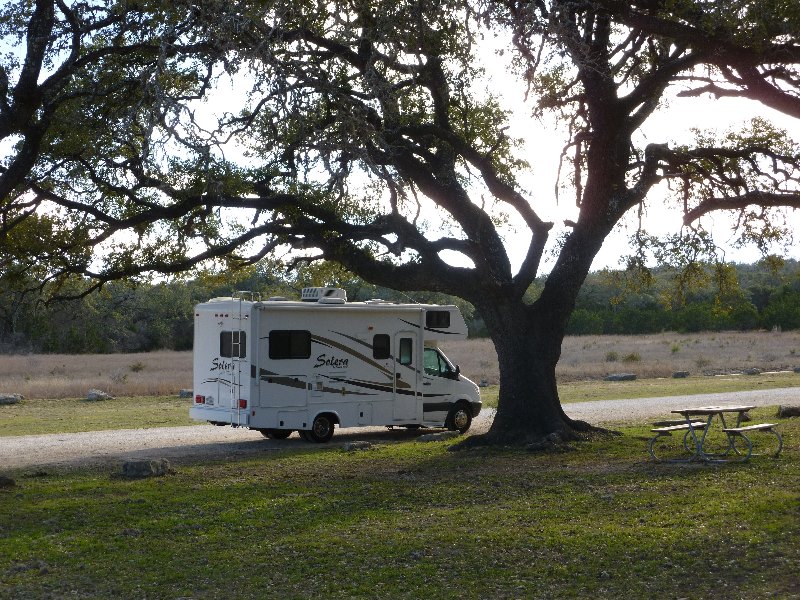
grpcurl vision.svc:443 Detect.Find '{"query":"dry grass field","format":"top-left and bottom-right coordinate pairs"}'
top-left (442, 329), bottom-right (800, 384)
top-left (0, 350), bottom-right (192, 400)
top-left (1, 331), bottom-right (798, 399)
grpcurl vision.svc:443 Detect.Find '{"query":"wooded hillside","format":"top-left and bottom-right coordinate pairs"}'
top-left (1, 259), bottom-right (798, 354)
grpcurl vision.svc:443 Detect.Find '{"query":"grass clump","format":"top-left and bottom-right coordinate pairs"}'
top-left (1, 409), bottom-right (798, 599)
top-left (622, 352), bottom-right (641, 363)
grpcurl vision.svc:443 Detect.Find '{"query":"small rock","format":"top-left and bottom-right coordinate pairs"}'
top-left (0, 393), bottom-right (23, 405)
top-left (672, 371), bottom-right (690, 379)
top-left (120, 458), bottom-right (173, 479)
top-left (0, 476), bottom-right (16, 488)
top-left (793, 367), bottom-right (800, 374)
top-left (604, 373), bottom-right (637, 382)
top-left (778, 405), bottom-right (800, 418)
top-left (743, 368), bottom-right (762, 376)
top-left (417, 431), bottom-right (461, 442)
top-left (87, 389), bottom-right (113, 401)
top-left (342, 441), bottom-right (372, 452)
top-left (179, 389), bottom-right (193, 398)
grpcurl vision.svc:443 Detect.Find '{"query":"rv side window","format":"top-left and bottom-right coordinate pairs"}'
top-left (424, 347), bottom-right (455, 378)
top-left (426, 310), bottom-right (450, 329)
top-left (269, 330), bottom-right (311, 359)
top-left (220, 331), bottom-right (247, 358)
top-left (398, 337), bottom-right (413, 366)
top-left (424, 347), bottom-right (443, 376)
top-left (373, 334), bottom-right (391, 359)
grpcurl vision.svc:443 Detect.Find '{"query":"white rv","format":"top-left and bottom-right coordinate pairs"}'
top-left (190, 287), bottom-right (481, 442)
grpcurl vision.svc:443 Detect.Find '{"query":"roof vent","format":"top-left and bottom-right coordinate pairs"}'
top-left (301, 287), bottom-right (347, 303)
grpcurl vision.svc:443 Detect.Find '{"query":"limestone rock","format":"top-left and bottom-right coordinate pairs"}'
top-left (672, 371), bottom-right (690, 379)
top-left (87, 389), bottom-right (113, 401)
top-left (604, 373), bottom-right (637, 382)
top-left (417, 431), bottom-right (461, 442)
top-left (120, 458), bottom-right (173, 479)
top-left (778, 405), bottom-right (800, 418)
top-left (0, 393), bottom-right (23, 405)
top-left (342, 441), bottom-right (372, 452)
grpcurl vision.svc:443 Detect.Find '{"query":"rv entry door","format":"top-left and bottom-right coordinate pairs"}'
top-left (393, 333), bottom-right (418, 420)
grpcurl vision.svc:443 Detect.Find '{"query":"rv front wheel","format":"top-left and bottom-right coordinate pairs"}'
top-left (447, 404), bottom-right (472, 434)
top-left (307, 414), bottom-right (335, 443)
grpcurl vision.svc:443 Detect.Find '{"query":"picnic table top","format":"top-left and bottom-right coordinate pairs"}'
top-left (671, 405), bottom-right (756, 416)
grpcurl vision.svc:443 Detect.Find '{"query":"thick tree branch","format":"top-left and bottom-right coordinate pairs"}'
top-left (683, 191), bottom-right (800, 224)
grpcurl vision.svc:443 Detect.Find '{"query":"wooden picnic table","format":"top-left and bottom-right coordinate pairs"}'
top-left (648, 405), bottom-right (782, 462)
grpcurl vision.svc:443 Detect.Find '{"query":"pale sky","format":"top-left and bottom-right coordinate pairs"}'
top-left (481, 59), bottom-right (800, 274)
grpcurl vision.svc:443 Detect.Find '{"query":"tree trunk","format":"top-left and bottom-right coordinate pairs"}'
top-left (466, 299), bottom-right (595, 446)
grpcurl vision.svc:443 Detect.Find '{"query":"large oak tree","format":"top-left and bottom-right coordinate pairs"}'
top-left (2, 0), bottom-right (799, 444)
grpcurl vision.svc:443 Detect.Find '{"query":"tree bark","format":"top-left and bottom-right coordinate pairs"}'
top-left (463, 298), bottom-right (595, 447)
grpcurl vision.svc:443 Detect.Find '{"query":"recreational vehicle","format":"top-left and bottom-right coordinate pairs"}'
top-left (190, 287), bottom-right (481, 442)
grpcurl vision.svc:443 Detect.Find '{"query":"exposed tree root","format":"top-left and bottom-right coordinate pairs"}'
top-left (451, 420), bottom-right (619, 452)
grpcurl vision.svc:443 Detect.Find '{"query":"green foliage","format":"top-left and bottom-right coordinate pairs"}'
top-left (564, 259), bottom-right (800, 336)
top-left (761, 289), bottom-right (800, 330)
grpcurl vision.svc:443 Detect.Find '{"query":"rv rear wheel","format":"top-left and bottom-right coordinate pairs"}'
top-left (259, 429), bottom-right (293, 440)
top-left (447, 403), bottom-right (472, 434)
top-left (307, 414), bottom-right (335, 443)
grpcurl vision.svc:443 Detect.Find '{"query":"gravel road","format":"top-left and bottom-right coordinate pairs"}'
top-left (3, 388), bottom-right (798, 471)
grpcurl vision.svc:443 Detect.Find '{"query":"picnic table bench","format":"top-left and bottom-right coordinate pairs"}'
top-left (648, 405), bottom-right (783, 462)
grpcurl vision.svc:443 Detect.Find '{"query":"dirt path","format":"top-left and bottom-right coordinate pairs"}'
top-left (3, 388), bottom-right (798, 471)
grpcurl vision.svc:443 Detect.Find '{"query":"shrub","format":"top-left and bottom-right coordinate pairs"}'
top-left (622, 352), bottom-right (641, 363)
top-left (605, 351), bottom-right (619, 362)
top-left (695, 357), bottom-right (711, 369)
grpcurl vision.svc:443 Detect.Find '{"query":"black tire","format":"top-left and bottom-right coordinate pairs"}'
top-left (259, 429), bottom-right (293, 440)
top-left (447, 403), bottom-right (472, 434)
top-left (307, 414), bottom-right (335, 443)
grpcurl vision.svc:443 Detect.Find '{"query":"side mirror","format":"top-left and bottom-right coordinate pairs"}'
top-left (455, 365), bottom-right (461, 378)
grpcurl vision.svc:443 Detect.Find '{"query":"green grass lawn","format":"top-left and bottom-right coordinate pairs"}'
top-left (2, 406), bottom-right (798, 599)
top-left (0, 396), bottom-right (194, 437)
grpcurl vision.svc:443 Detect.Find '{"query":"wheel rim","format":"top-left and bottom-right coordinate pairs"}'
top-left (453, 409), bottom-right (469, 431)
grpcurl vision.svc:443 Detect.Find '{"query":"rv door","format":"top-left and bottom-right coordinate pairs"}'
top-left (393, 333), bottom-right (418, 420)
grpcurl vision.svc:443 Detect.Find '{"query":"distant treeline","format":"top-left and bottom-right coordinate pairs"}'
top-left (561, 259), bottom-right (800, 336)
top-left (1, 259), bottom-right (798, 353)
